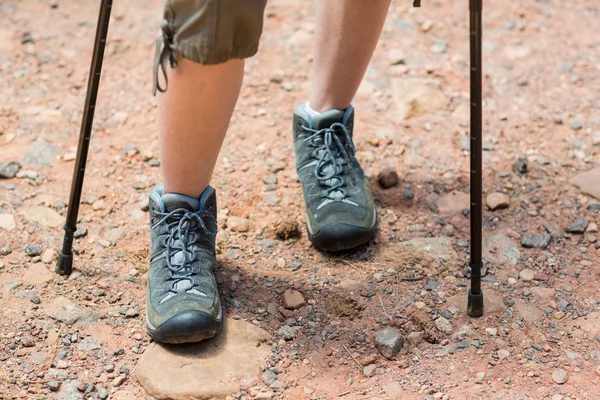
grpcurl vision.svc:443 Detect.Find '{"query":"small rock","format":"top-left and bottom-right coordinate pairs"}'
top-left (497, 349), bottom-right (510, 359)
top-left (228, 217), bottom-right (249, 233)
top-left (434, 317), bottom-right (452, 334)
top-left (377, 168), bottom-right (399, 188)
top-left (0, 161), bottom-right (21, 179)
top-left (486, 193), bottom-right (510, 211)
top-left (437, 191), bottom-right (469, 213)
top-left (519, 269), bottom-right (535, 281)
top-left (552, 369), bottom-right (568, 384)
top-left (21, 335), bottom-right (36, 347)
top-left (485, 327), bottom-right (497, 336)
top-left (262, 175), bottom-right (277, 185)
top-left (571, 168), bottom-right (600, 200)
top-left (512, 156), bottom-right (528, 175)
top-left (78, 337), bottom-right (101, 352)
top-left (41, 248), bottom-right (56, 264)
top-left (48, 381), bottom-right (60, 391)
top-left (104, 227), bottom-right (125, 244)
top-left (113, 375), bottom-right (126, 387)
top-left (407, 331), bottom-right (424, 346)
top-left (383, 382), bottom-right (403, 399)
top-left (31, 295), bottom-right (41, 304)
top-left (275, 325), bottom-right (299, 341)
top-left (565, 216), bottom-right (588, 234)
top-left (45, 296), bottom-right (98, 325)
top-left (282, 290), bottom-right (306, 310)
top-left (587, 222), bottom-right (598, 233)
top-left (25, 244), bottom-right (42, 257)
top-left (475, 372), bottom-right (485, 384)
top-left (570, 119), bottom-right (583, 131)
top-left (375, 328), bottom-right (404, 360)
top-left (0, 213), bottom-right (16, 231)
top-left (126, 307), bottom-right (140, 318)
top-left (363, 364), bottom-right (377, 377)
top-left (20, 206), bottom-right (63, 228)
top-left (303, 387), bottom-right (315, 395)
top-left (521, 234), bottom-right (551, 249)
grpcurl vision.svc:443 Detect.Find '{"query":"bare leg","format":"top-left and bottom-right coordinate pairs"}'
top-left (309, 0), bottom-right (392, 112)
top-left (158, 58), bottom-right (244, 198)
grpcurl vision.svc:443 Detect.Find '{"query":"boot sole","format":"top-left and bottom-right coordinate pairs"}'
top-left (308, 220), bottom-right (376, 252)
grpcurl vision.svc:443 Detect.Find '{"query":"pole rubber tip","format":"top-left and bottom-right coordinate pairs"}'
top-left (56, 251), bottom-right (73, 276)
top-left (467, 289), bottom-right (484, 318)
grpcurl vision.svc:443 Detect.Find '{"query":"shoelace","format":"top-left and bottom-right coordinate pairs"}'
top-left (301, 122), bottom-right (356, 201)
top-left (152, 208), bottom-right (217, 294)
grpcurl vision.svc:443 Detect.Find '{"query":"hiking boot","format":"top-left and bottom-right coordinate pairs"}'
top-left (292, 104), bottom-right (377, 251)
top-left (146, 186), bottom-right (222, 344)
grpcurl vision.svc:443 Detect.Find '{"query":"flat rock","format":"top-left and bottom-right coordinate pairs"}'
top-left (378, 237), bottom-right (458, 273)
top-left (486, 193), bottom-right (510, 211)
top-left (282, 290), bottom-right (305, 310)
top-left (22, 140), bottom-right (59, 167)
top-left (44, 296), bottom-right (98, 325)
top-left (41, 248), bottom-right (56, 264)
top-left (78, 337), bottom-right (101, 352)
top-left (407, 331), bottom-right (424, 346)
top-left (521, 234), bottom-right (551, 249)
top-left (435, 317), bottom-right (453, 334)
top-left (104, 227), bottom-right (125, 244)
top-left (437, 191), bottom-right (469, 213)
top-left (570, 167), bottom-right (600, 200)
top-left (574, 311), bottom-right (600, 338)
top-left (447, 290), bottom-right (506, 316)
top-left (530, 287), bottom-right (555, 299)
top-left (375, 328), bottom-right (404, 359)
top-left (514, 302), bottom-right (544, 324)
top-left (135, 319), bottom-right (270, 400)
top-left (483, 235), bottom-right (520, 266)
top-left (0, 213), bottom-right (16, 231)
top-left (23, 263), bottom-right (54, 285)
top-left (391, 78), bottom-right (448, 120)
top-left (20, 206), bottom-right (63, 228)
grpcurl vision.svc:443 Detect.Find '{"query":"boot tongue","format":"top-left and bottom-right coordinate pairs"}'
top-left (162, 193), bottom-right (200, 213)
top-left (310, 109), bottom-right (345, 130)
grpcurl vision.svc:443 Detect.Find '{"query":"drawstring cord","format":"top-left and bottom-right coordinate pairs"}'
top-left (152, 21), bottom-right (178, 96)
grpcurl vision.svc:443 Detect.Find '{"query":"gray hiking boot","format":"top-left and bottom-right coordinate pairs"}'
top-left (292, 104), bottom-right (377, 251)
top-left (146, 186), bottom-right (222, 344)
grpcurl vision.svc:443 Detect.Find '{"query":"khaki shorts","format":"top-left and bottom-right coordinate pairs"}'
top-left (153, 0), bottom-right (267, 94)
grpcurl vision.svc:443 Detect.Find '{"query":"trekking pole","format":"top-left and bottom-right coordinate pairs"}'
top-left (56, 0), bottom-right (113, 276)
top-left (467, 0), bottom-right (484, 317)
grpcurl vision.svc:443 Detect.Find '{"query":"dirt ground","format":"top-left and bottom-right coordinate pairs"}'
top-left (1, 0), bottom-right (600, 399)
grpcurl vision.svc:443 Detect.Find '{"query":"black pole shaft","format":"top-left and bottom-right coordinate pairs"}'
top-left (467, 0), bottom-right (484, 317)
top-left (56, 0), bottom-right (113, 276)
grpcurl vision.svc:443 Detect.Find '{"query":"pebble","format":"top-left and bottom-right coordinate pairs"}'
top-left (486, 193), bottom-right (510, 211)
top-left (227, 216), bottom-right (249, 233)
top-left (435, 317), bottom-right (453, 334)
top-left (375, 328), bottom-right (404, 360)
top-left (0, 213), bottom-right (16, 231)
top-left (262, 175), bottom-right (277, 185)
top-left (41, 248), bottom-right (56, 264)
top-left (552, 369), bottom-right (568, 384)
top-left (126, 307), bottom-right (140, 318)
top-left (521, 234), bottom-right (551, 249)
top-left (31, 295), bottom-right (41, 304)
top-left (512, 156), bottom-right (528, 175)
top-left (588, 223), bottom-right (598, 233)
top-left (1, 245), bottom-right (12, 256)
top-left (363, 364), bottom-right (377, 377)
top-left (113, 375), bottom-right (126, 387)
top-left (570, 119), bottom-right (583, 131)
top-left (377, 168), bottom-right (399, 188)
top-left (565, 216), bottom-right (588, 234)
top-left (22, 140), bottom-right (59, 167)
top-left (25, 244), bottom-right (42, 257)
top-left (21, 335), bottom-right (36, 347)
top-left (282, 290), bottom-right (305, 310)
top-left (407, 331), bottom-right (424, 346)
top-left (47, 381), bottom-right (60, 391)
top-left (475, 372), bottom-right (485, 384)
top-left (485, 327), bottom-right (497, 336)
top-left (497, 349), bottom-right (510, 359)
top-left (74, 227), bottom-right (88, 238)
top-left (0, 161), bottom-right (21, 179)
top-left (78, 337), bottom-right (101, 352)
top-left (275, 325), bottom-right (299, 341)
top-left (519, 269), bottom-right (535, 281)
